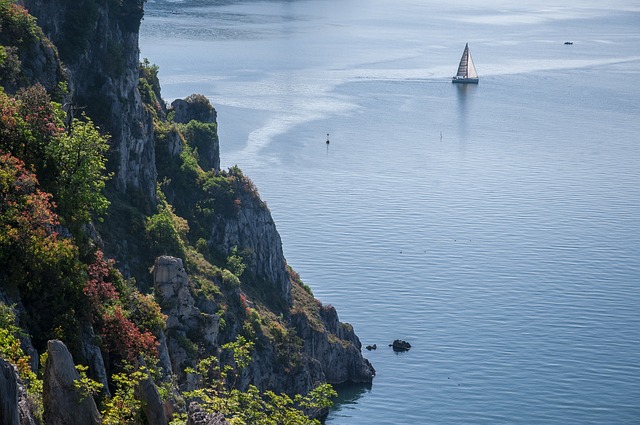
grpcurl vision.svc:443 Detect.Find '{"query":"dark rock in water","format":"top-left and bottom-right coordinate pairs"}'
top-left (365, 344), bottom-right (377, 351)
top-left (390, 340), bottom-right (411, 352)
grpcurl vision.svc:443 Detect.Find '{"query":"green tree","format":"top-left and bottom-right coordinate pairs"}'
top-left (46, 113), bottom-right (111, 226)
top-left (184, 336), bottom-right (336, 425)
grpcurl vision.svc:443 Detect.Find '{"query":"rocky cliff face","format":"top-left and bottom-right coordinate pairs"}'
top-left (20, 0), bottom-right (157, 206)
top-left (2, 1), bottom-right (375, 421)
top-left (152, 255), bottom-right (374, 399)
top-left (208, 181), bottom-right (292, 307)
top-left (153, 256), bottom-right (220, 376)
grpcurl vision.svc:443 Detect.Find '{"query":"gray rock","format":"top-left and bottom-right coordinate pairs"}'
top-left (43, 340), bottom-right (101, 425)
top-left (0, 357), bottom-right (20, 425)
top-left (134, 362), bottom-right (167, 425)
top-left (0, 356), bottom-right (37, 425)
top-left (153, 256), bottom-right (220, 375)
top-left (208, 181), bottom-right (291, 306)
top-left (186, 402), bottom-right (228, 425)
top-left (80, 323), bottom-right (110, 398)
top-left (292, 304), bottom-right (375, 385)
top-left (171, 97), bottom-right (217, 124)
top-left (22, 0), bottom-right (158, 206)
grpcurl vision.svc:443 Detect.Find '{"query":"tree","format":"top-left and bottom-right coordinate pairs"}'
top-left (46, 113), bottom-right (111, 226)
top-left (183, 336), bottom-right (337, 425)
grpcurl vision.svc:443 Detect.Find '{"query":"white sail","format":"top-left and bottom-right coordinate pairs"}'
top-left (466, 49), bottom-right (478, 79)
top-left (452, 43), bottom-right (479, 83)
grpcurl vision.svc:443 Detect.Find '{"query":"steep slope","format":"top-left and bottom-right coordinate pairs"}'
top-left (20, 0), bottom-right (157, 206)
top-left (1, 0), bottom-right (374, 422)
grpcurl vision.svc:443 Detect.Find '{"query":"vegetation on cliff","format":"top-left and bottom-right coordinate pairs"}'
top-left (1, 2), bottom-right (372, 423)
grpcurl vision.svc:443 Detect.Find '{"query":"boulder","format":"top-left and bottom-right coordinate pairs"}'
top-left (43, 340), bottom-right (101, 425)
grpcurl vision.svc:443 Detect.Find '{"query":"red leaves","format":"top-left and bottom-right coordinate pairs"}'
top-left (84, 249), bottom-right (119, 308)
top-left (101, 305), bottom-right (158, 362)
top-left (0, 152), bottom-right (61, 247)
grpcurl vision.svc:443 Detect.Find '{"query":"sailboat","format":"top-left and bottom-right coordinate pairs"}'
top-left (452, 43), bottom-right (479, 84)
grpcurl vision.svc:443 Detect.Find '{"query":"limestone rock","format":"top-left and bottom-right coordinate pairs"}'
top-left (134, 364), bottom-right (167, 425)
top-left (0, 357), bottom-right (20, 425)
top-left (153, 256), bottom-right (220, 374)
top-left (22, 0), bottom-right (158, 206)
top-left (80, 323), bottom-right (110, 398)
top-left (171, 97), bottom-right (217, 124)
top-left (186, 402), bottom-right (228, 425)
top-left (292, 304), bottom-right (375, 385)
top-left (43, 340), bottom-right (101, 425)
top-left (209, 182), bottom-right (291, 306)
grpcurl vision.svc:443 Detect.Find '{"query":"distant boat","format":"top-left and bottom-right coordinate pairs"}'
top-left (564, 41), bottom-right (573, 45)
top-left (452, 43), bottom-right (479, 84)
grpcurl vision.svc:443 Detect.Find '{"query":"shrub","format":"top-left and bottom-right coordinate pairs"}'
top-left (145, 200), bottom-right (188, 258)
top-left (101, 305), bottom-right (158, 363)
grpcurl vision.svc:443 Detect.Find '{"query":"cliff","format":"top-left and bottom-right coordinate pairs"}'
top-left (19, 0), bottom-right (157, 206)
top-left (0, 1), bottom-right (374, 423)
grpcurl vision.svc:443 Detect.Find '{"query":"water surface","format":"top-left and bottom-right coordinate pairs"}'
top-left (141, 1), bottom-right (640, 423)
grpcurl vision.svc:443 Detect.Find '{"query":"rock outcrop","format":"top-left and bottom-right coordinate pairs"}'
top-left (0, 357), bottom-right (20, 425)
top-left (209, 181), bottom-right (292, 307)
top-left (0, 5), bottom-right (64, 96)
top-left (171, 97), bottom-right (217, 125)
top-left (43, 340), bottom-right (101, 425)
top-left (80, 323), bottom-right (110, 397)
top-left (186, 402), bottom-right (228, 425)
top-left (153, 256), bottom-right (220, 375)
top-left (134, 363), bottom-right (168, 425)
top-left (292, 304), bottom-right (375, 384)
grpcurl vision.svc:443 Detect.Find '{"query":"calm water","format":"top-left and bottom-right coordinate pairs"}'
top-left (140, 1), bottom-right (640, 423)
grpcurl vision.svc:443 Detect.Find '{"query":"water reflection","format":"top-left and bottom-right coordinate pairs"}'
top-left (329, 382), bottom-right (373, 413)
top-left (455, 83), bottom-right (476, 143)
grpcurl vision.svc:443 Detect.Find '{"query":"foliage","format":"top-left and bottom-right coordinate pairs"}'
top-left (0, 86), bottom-right (111, 230)
top-left (0, 151), bottom-right (85, 349)
top-left (84, 248), bottom-right (119, 309)
top-left (181, 120), bottom-right (218, 171)
top-left (73, 364), bottom-right (104, 401)
top-left (101, 365), bottom-right (148, 425)
top-left (184, 335), bottom-right (336, 424)
top-left (0, 1), bottom-right (41, 44)
top-left (139, 58), bottom-right (163, 116)
top-left (101, 305), bottom-right (158, 363)
top-left (145, 197), bottom-right (188, 258)
top-left (0, 302), bottom-right (43, 422)
top-left (226, 246), bottom-right (246, 278)
top-left (46, 113), bottom-right (111, 226)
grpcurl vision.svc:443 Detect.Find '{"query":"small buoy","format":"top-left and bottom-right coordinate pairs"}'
top-left (326, 133), bottom-right (330, 144)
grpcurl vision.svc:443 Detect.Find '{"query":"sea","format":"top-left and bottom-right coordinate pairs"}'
top-left (139, 1), bottom-right (640, 423)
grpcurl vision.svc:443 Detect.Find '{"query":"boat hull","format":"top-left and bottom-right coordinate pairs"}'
top-left (452, 77), bottom-right (479, 84)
